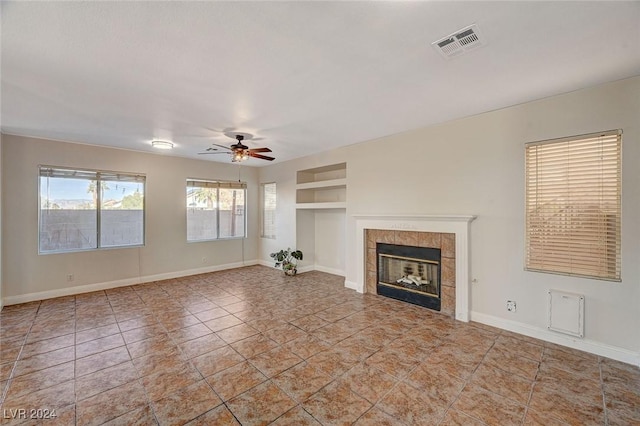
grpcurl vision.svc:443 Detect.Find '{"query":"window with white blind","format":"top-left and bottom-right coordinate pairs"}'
top-left (525, 130), bottom-right (621, 281)
top-left (261, 183), bottom-right (276, 239)
top-left (39, 166), bottom-right (145, 253)
top-left (187, 179), bottom-right (246, 241)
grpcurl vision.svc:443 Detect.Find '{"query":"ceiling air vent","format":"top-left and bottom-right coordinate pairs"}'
top-left (432, 24), bottom-right (485, 59)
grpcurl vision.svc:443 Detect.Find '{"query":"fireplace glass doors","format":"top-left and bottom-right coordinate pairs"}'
top-left (376, 243), bottom-right (441, 311)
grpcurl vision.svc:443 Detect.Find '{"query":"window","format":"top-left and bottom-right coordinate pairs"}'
top-left (525, 130), bottom-right (621, 281)
top-left (187, 179), bottom-right (246, 241)
top-left (39, 166), bottom-right (145, 253)
top-left (261, 182), bottom-right (276, 239)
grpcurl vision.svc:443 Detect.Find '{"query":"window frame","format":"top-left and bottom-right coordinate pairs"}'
top-left (186, 178), bottom-right (247, 242)
top-left (524, 130), bottom-right (622, 281)
top-left (38, 165), bottom-right (146, 254)
top-left (261, 182), bottom-right (276, 239)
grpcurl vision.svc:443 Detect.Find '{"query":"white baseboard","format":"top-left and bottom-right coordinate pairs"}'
top-left (470, 311), bottom-right (640, 367)
top-left (344, 280), bottom-right (361, 293)
top-left (2, 260), bottom-right (259, 306)
top-left (312, 265), bottom-right (345, 277)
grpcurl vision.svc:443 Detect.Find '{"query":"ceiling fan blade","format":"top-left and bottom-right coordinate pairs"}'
top-left (249, 152), bottom-right (275, 161)
top-left (198, 152), bottom-right (229, 155)
top-left (248, 147), bottom-right (272, 153)
top-left (211, 144), bottom-right (232, 151)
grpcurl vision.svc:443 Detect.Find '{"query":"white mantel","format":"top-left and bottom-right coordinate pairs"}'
top-left (348, 214), bottom-right (476, 322)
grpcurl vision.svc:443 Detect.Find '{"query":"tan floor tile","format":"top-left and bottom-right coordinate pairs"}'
top-left (250, 346), bottom-right (303, 378)
top-left (377, 381), bottom-right (447, 425)
top-left (75, 360), bottom-right (138, 400)
top-left (159, 314), bottom-right (201, 332)
top-left (122, 324), bottom-right (166, 344)
top-left (151, 380), bottom-right (222, 425)
top-left (76, 380), bottom-right (148, 426)
top-left (353, 407), bottom-right (403, 426)
top-left (141, 361), bottom-right (202, 401)
top-left (193, 307), bottom-right (229, 322)
top-left (76, 315), bottom-right (117, 332)
top-left (284, 334), bottom-right (331, 360)
top-left (75, 346), bottom-right (131, 377)
top-left (76, 323), bottom-right (121, 344)
top-left (246, 316), bottom-right (288, 333)
top-left (2, 380), bottom-right (75, 413)
top-left (304, 348), bottom-right (357, 379)
top-left (216, 323), bottom-right (260, 344)
top-left (126, 334), bottom-right (176, 359)
top-left (452, 383), bottom-right (527, 426)
top-left (5, 361), bottom-right (75, 400)
top-left (116, 315), bottom-right (159, 332)
top-left (185, 405), bottom-right (240, 425)
top-left (179, 333), bottom-right (227, 359)
top-left (542, 347), bottom-right (602, 382)
top-left (341, 363), bottom-right (398, 404)
top-left (1, 267), bottom-right (638, 426)
top-left (76, 333), bottom-right (125, 359)
top-left (286, 315), bottom-right (328, 333)
top-left (131, 350), bottom-right (187, 381)
top-left (483, 344), bottom-right (540, 381)
top-left (13, 346), bottom-right (75, 378)
top-left (523, 408), bottom-right (571, 426)
top-left (263, 323), bottom-right (307, 345)
top-left (364, 349), bottom-right (418, 379)
top-left (469, 363), bottom-right (533, 405)
top-left (167, 323), bottom-right (212, 344)
top-left (230, 334), bottom-right (279, 359)
top-left (272, 362), bottom-right (333, 403)
top-left (304, 380), bottom-right (372, 426)
top-left (102, 404), bottom-right (158, 425)
top-left (271, 406), bottom-right (321, 425)
top-left (204, 314), bottom-right (244, 332)
top-left (19, 333), bottom-right (75, 359)
top-left (439, 409), bottom-right (487, 426)
top-left (207, 360), bottom-right (267, 401)
top-left (227, 381), bottom-right (297, 426)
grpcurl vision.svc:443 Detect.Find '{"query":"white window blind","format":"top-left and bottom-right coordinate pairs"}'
top-left (186, 179), bottom-right (246, 241)
top-left (525, 130), bottom-right (621, 281)
top-left (39, 166), bottom-right (145, 253)
top-left (261, 183), bottom-right (276, 239)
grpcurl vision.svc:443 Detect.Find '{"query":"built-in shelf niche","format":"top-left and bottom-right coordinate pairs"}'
top-left (296, 162), bottom-right (346, 210)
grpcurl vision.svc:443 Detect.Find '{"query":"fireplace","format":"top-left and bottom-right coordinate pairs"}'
top-left (351, 214), bottom-right (476, 321)
top-left (377, 243), bottom-right (441, 311)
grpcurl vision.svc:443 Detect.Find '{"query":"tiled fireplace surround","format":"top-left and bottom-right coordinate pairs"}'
top-left (351, 215), bottom-right (475, 322)
top-left (365, 229), bottom-right (456, 316)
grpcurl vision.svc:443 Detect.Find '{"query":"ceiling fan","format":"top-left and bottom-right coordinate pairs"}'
top-left (199, 133), bottom-right (274, 162)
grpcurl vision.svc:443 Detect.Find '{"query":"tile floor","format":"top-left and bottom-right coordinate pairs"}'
top-left (0, 266), bottom-right (638, 425)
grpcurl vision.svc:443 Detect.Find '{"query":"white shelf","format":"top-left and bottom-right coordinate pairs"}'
top-left (296, 178), bottom-right (347, 191)
top-left (295, 202), bottom-right (346, 210)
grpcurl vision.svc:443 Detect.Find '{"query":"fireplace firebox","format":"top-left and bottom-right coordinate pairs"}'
top-left (376, 243), bottom-right (441, 311)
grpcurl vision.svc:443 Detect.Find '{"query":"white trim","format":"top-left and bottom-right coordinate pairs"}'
top-left (344, 280), bottom-right (359, 291)
top-left (312, 265), bottom-right (345, 277)
top-left (471, 311), bottom-right (640, 367)
top-left (2, 260), bottom-right (259, 306)
top-left (352, 214), bottom-right (476, 322)
top-left (297, 265), bottom-right (315, 274)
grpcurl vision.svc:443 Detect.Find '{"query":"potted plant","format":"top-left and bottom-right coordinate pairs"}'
top-left (270, 248), bottom-right (303, 276)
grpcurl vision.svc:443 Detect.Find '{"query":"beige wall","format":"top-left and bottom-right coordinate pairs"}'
top-left (259, 76), bottom-right (640, 362)
top-left (2, 136), bottom-right (259, 301)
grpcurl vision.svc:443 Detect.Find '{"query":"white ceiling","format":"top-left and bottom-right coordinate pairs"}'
top-left (2, 1), bottom-right (639, 166)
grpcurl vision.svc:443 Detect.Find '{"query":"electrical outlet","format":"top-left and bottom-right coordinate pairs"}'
top-left (507, 300), bottom-right (516, 312)
top-left (202, 257), bottom-right (207, 263)
top-left (67, 274), bottom-right (74, 282)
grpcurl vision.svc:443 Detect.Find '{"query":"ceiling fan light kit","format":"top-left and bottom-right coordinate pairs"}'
top-left (198, 133), bottom-right (275, 163)
top-left (151, 140), bottom-right (174, 150)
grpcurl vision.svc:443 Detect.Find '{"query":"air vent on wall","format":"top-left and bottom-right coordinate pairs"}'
top-left (432, 24), bottom-right (485, 59)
